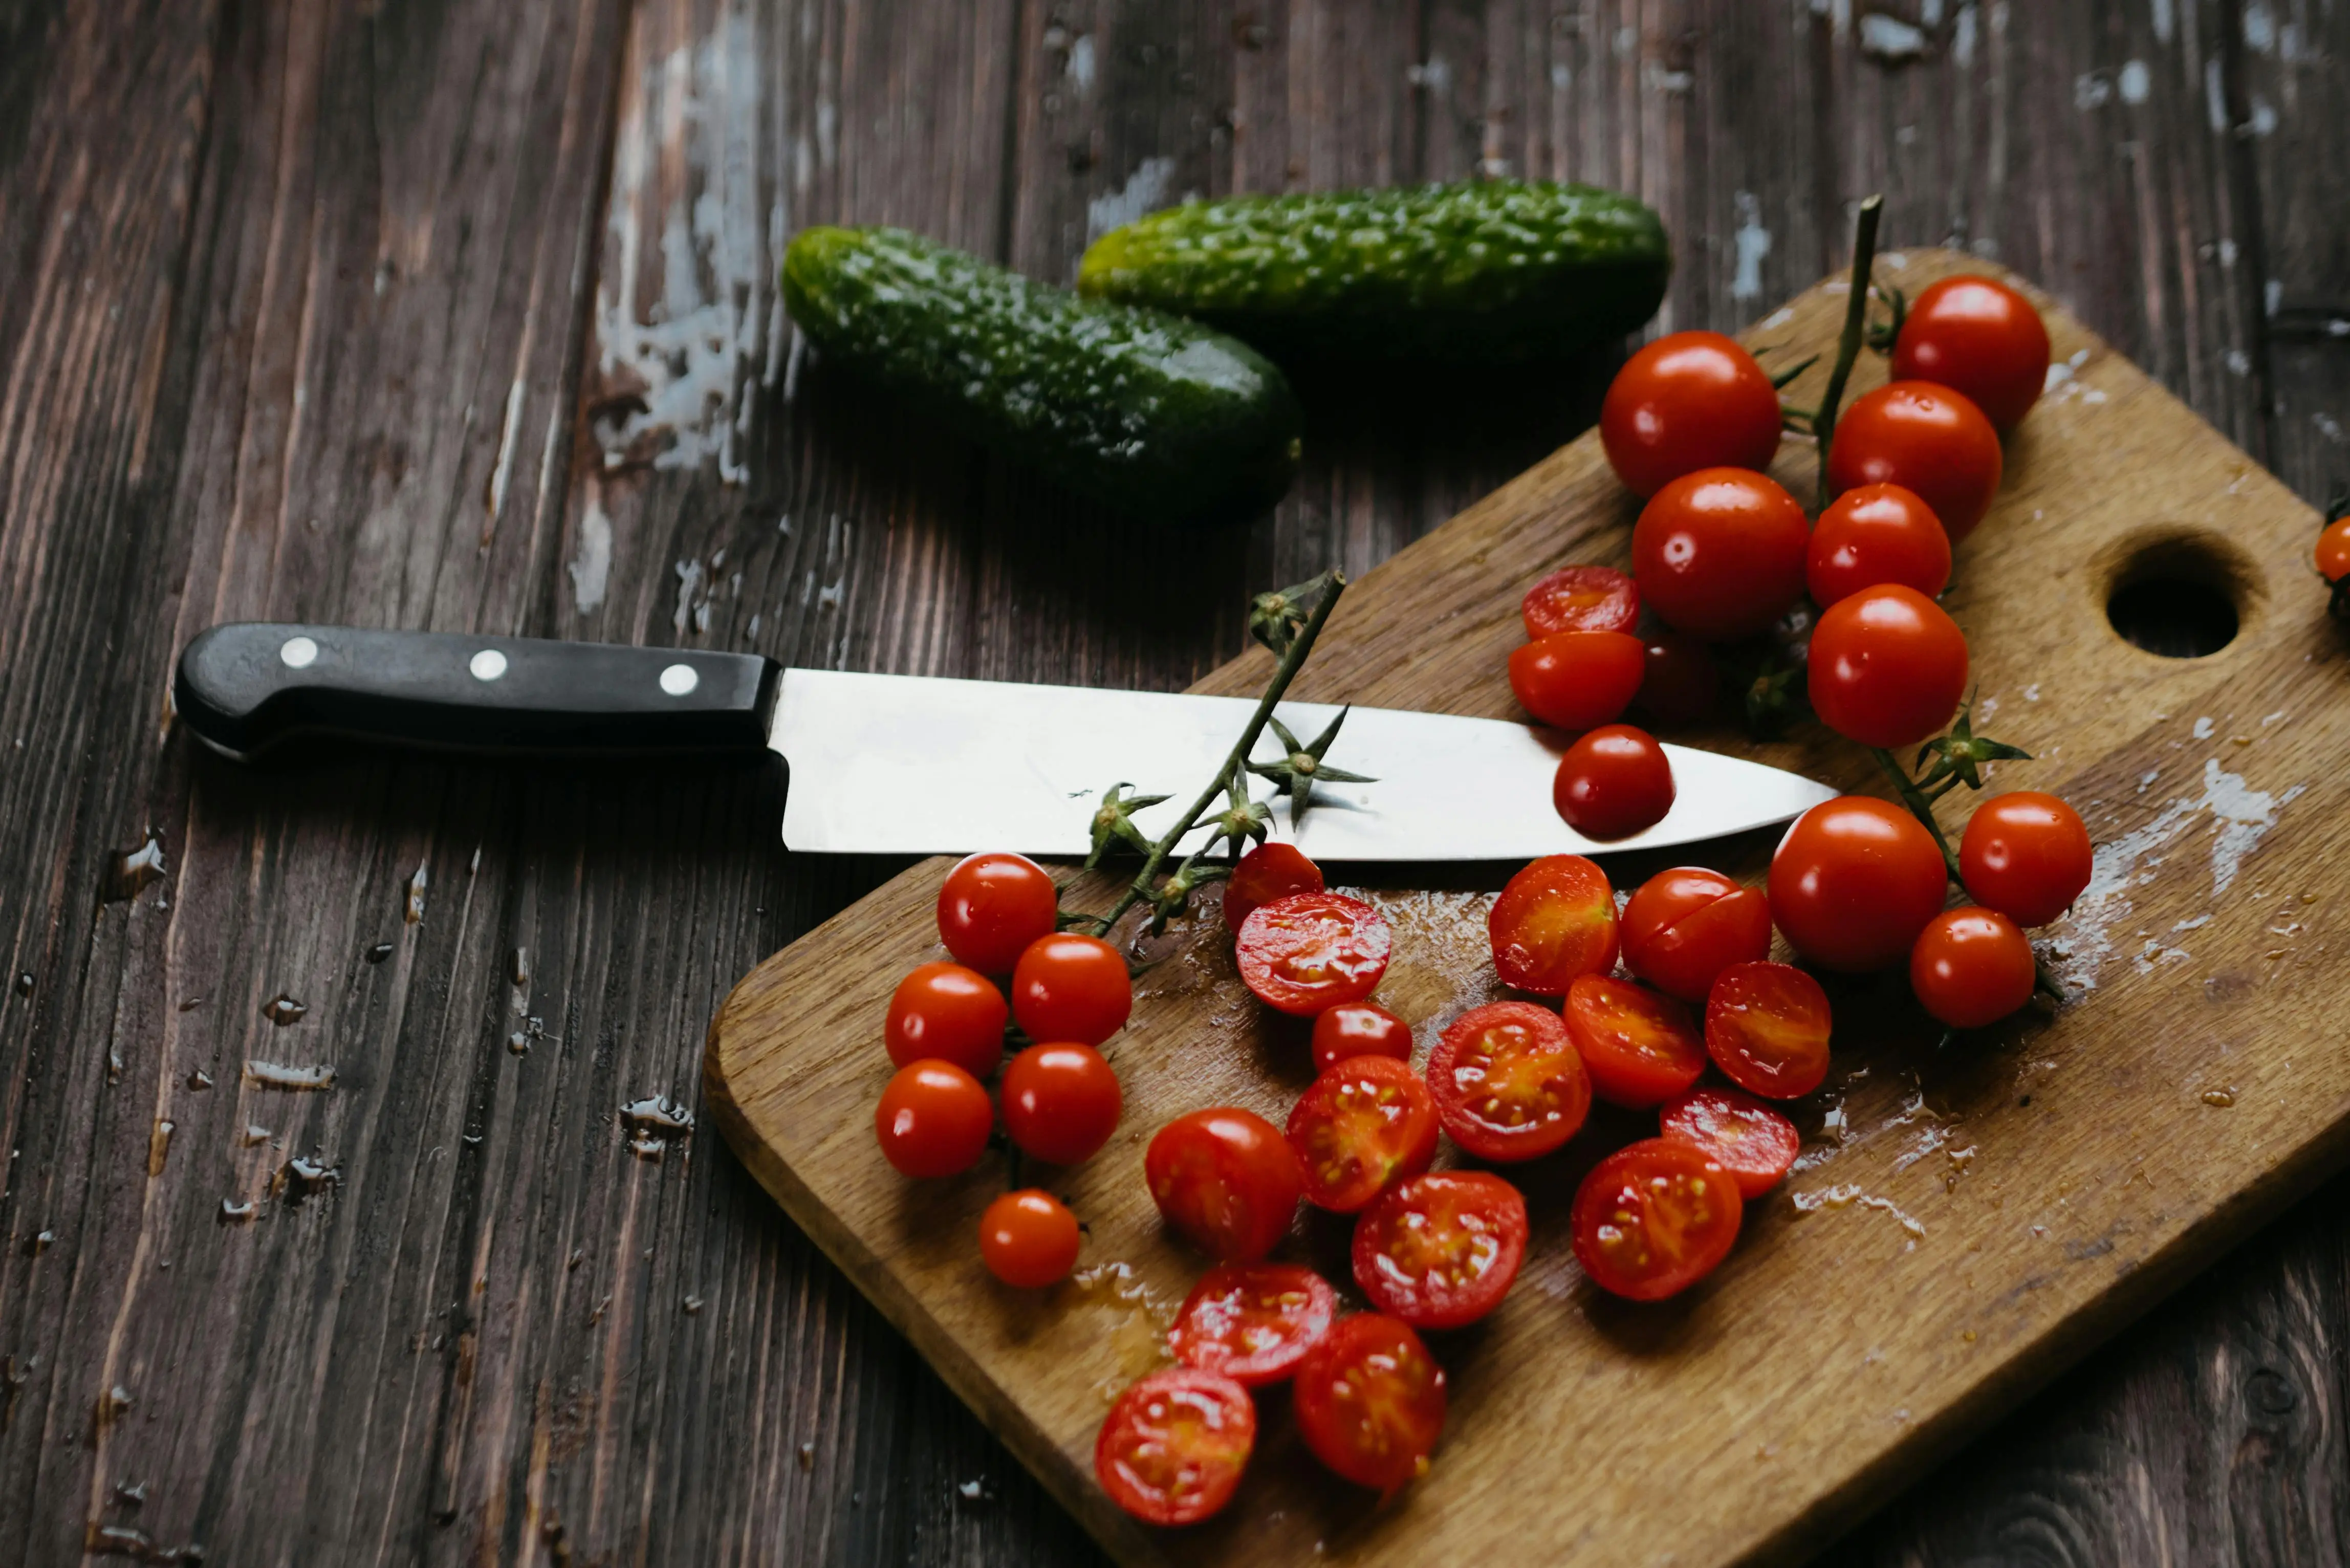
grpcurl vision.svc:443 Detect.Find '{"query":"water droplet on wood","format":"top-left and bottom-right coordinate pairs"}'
top-left (279, 1155), bottom-right (341, 1202)
top-left (507, 1032), bottom-right (529, 1056)
top-left (24, 1228), bottom-right (55, 1256)
top-left (113, 1480), bottom-right (147, 1508)
top-left (797, 1442), bottom-right (815, 1471)
top-left (240, 1125), bottom-right (270, 1147)
top-left (683, 1295), bottom-right (704, 1314)
top-left (186, 1069), bottom-right (213, 1091)
top-left (243, 1061), bottom-right (334, 1092)
top-left (176, 996), bottom-right (203, 1012)
top-left (262, 994), bottom-right (307, 1027)
top-left (510, 948), bottom-right (531, 987)
top-left (217, 1199), bottom-right (258, 1224)
top-left (364, 942), bottom-right (394, 964)
top-left (12, 972), bottom-right (31, 996)
top-left (147, 1121), bottom-right (174, 1178)
top-left (102, 831), bottom-right (167, 902)
top-left (2203, 1087), bottom-right (2236, 1107)
top-left (94, 1385), bottom-right (133, 1433)
top-left (404, 863), bottom-right (428, 924)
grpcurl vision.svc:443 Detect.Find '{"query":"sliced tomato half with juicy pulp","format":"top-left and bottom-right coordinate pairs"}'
top-left (1223, 842), bottom-right (1324, 931)
top-left (1521, 563), bottom-right (1641, 639)
top-left (1236, 892), bottom-right (1393, 1017)
top-left (1487, 855), bottom-right (1620, 995)
top-left (1167, 1262), bottom-right (1338, 1387)
top-left (1562, 974), bottom-right (1708, 1108)
top-left (1424, 1001), bottom-right (1592, 1162)
top-left (1292, 1313), bottom-right (1447, 1494)
top-left (1571, 1137), bottom-right (1744, 1301)
top-left (1287, 1055), bottom-right (1441, 1213)
top-left (1095, 1367), bottom-right (1257, 1526)
top-left (1659, 1085), bottom-right (1801, 1199)
top-left (1704, 960), bottom-right (1833, 1100)
top-left (1351, 1171), bottom-right (1529, 1331)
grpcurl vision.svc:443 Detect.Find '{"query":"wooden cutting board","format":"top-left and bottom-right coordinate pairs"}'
top-left (706, 250), bottom-right (2345, 1568)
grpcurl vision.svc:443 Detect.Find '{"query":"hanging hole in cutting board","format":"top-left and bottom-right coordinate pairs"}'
top-left (2103, 530), bottom-right (2255, 658)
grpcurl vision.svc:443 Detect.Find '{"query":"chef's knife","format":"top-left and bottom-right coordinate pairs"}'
top-left (174, 624), bottom-right (1834, 859)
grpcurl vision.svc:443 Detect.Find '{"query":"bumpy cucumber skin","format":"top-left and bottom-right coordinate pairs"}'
top-left (782, 226), bottom-right (1301, 518)
top-left (1077, 180), bottom-right (1671, 363)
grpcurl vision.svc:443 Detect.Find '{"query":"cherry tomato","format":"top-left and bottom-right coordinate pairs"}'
top-left (1570, 1137), bottom-right (1744, 1301)
top-left (884, 962), bottom-right (1008, 1077)
top-left (1292, 1314), bottom-right (1446, 1493)
top-left (1563, 974), bottom-right (1707, 1108)
top-left (1352, 1171), bottom-right (1528, 1331)
top-left (1487, 854), bottom-right (1619, 995)
top-left (1910, 907), bottom-right (2037, 1029)
top-left (1631, 468), bottom-right (1812, 640)
top-left (1522, 564), bottom-right (1641, 639)
top-left (1619, 867), bottom-right (1773, 1003)
top-left (1224, 841), bottom-right (1324, 931)
top-left (1310, 1001), bottom-right (1413, 1075)
top-left (1145, 1108), bottom-right (1305, 1262)
top-left (1959, 791), bottom-right (2094, 927)
top-left (936, 852), bottom-right (1058, 973)
top-left (980, 1189), bottom-right (1082, 1288)
top-left (1235, 892), bottom-right (1392, 1017)
top-left (1768, 796), bottom-right (1950, 971)
top-left (1425, 1001), bottom-right (1591, 1162)
top-left (874, 1060), bottom-right (994, 1179)
top-left (1890, 274), bottom-right (2052, 430)
top-left (1167, 1263), bottom-right (1338, 1387)
top-left (1807, 583), bottom-right (1970, 749)
top-left (2319, 517), bottom-right (2350, 583)
top-left (1553, 723), bottom-right (1675, 841)
top-left (1635, 630), bottom-right (1718, 726)
top-left (1658, 1085), bottom-right (1801, 1199)
top-left (1507, 630), bottom-right (1646, 731)
top-left (1600, 331), bottom-right (1783, 497)
top-left (1704, 960), bottom-right (1833, 1099)
top-left (1826, 381), bottom-right (2004, 542)
top-left (1000, 1042), bottom-right (1122, 1165)
top-left (1011, 932), bottom-right (1133, 1046)
top-left (1287, 1055), bottom-right (1440, 1213)
top-left (1095, 1368), bottom-right (1256, 1527)
top-left (1806, 483), bottom-right (1953, 607)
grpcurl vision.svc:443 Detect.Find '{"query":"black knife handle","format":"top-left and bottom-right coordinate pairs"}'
top-left (175, 624), bottom-right (780, 760)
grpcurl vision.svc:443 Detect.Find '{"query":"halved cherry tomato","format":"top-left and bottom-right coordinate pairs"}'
top-left (1011, 932), bottom-right (1133, 1046)
top-left (1600, 331), bottom-right (1783, 497)
top-left (1635, 630), bottom-right (1718, 726)
top-left (1553, 723), bottom-right (1675, 841)
top-left (1145, 1108), bottom-right (1304, 1262)
top-left (1487, 854), bottom-right (1619, 995)
top-left (1224, 841), bottom-right (1324, 931)
top-left (1705, 961), bottom-right (1832, 1099)
top-left (1658, 1085), bottom-right (1801, 1198)
top-left (1507, 630), bottom-right (1646, 731)
top-left (1311, 1001), bottom-right (1413, 1074)
top-left (1352, 1171), bottom-right (1528, 1331)
top-left (1292, 1314), bottom-right (1446, 1492)
top-left (1620, 867), bottom-right (1774, 1003)
top-left (2319, 517), bottom-right (2350, 583)
top-left (1768, 796), bottom-right (1950, 971)
top-left (1095, 1368), bottom-right (1256, 1527)
top-left (1563, 975), bottom-right (1706, 1108)
top-left (1235, 892), bottom-right (1392, 1017)
top-left (937, 852), bottom-right (1059, 973)
top-left (1890, 273), bottom-right (2051, 430)
top-left (1571, 1137), bottom-right (1744, 1300)
top-left (1167, 1262), bottom-right (1338, 1387)
top-left (1522, 564), bottom-right (1641, 639)
top-left (1000, 1042), bottom-right (1122, 1165)
top-left (884, 962), bottom-right (1009, 1076)
top-left (1287, 1055), bottom-right (1440, 1213)
top-left (1826, 381), bottom-right (2004, 542)
top-left (1806, 483), bottom-right (1952, 607)
top-left (1425, 1001), bottom-right (1591, 1162)
top-left (1959, 791), bottom-right (2093, 927)
top-left (874, 1060), bottom-right (994, 1178)
top-left (1630, 468), bottom-right (1812, 640)
top-left (1910, 907), bottom-right (2037, 1029)
top-left (980, 1189), bottom-right (1081, 1288)
top-left (1807, 583), bottom-right (1970, 749)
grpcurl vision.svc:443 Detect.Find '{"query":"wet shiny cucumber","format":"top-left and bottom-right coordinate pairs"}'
top-left (781, 227), bottom-right (1301, 519)
top-left (1078, 180), bottom-right (1670, 363)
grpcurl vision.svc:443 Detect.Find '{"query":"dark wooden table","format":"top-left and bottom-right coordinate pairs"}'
top-left (4, 2), bottom-right (2346, 1563)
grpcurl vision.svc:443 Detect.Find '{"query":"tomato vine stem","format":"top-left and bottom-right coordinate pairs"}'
top-left (1812, 193), bottom-right (1885, 511)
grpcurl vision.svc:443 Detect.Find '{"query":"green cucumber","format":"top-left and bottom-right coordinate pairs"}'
top-left (1078, 180), bottom-right (1670, 363)
top-left (781, 226), bottom-right (1301, 519)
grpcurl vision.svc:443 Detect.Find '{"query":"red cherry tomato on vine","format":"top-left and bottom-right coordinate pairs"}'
top-left (980, 1189), bottom-right (1082, 1288)
top-left (936, 852), bottom-right (1059, 974)
top-left (1704, 960), bottom-right (1833, 1099)
top-left (1011, 932), bottom-right (1132, 1046)
top-left (1168, 1263), bottom-right (1338, 1387)
top-left (1507, 630), bottom-right (1646, 731)
top-left (1910, 908), bottom-right (2037, 1029)
top-left (1425, 1001), bottom-right (1591, 1162)
top-left (1769, 796), bottom-right (1951, 971)
top-left (1351, 1171), bottom-right (1529, 1331)
top-left (1631, 468), bottom-right (1812, 640)
top-left (885, 962), bottom-right (1008, 1076)
top-left (1635, 630), bottom-right (1719, 726)
top-left (1600, 332), bottom-right (1784, 498)
top-left (1806, 483), bottom-right (1952, 607)
top-left (1571, 1137), bottom-right (1744, 1301)
top-left (1310, 1001), bottom-right (1413, 1074)
top-left (1000, 1042), bottom-right (1122, 1165)
top-left (1553, 723), bottom-right (1675, 841)
top-left (874, 1060), bottom-right (994, 1179)
top-left (1620, 867), bottom-right (1773, 1003)
top-left (1658, 1085), bottom-right (1801, 1199)
top-left (1287, 1055), bottom-right (1440, 1213)
top-left (1563, 974), bottom-right (1707, 1108)
top-left (1224, 841), bottom-right (1324, 931)
top-left (1236, 892), bottom-right (1392, 1017)
top-left (1807, 583), bottom-right (1970, 750)
top-left (1487, 854), bottom-right (1619, 995)
top-left (1292, 1314), bottom-right (1446, 1493)
top-left (1521, 564), bottom-right (1641, 639)
top-left (1095, 1368), bottom-right (1256, 1526)
top-left (1890, 274), bottom-right (2051, 430)
top-left (1826, 381), bottom-right (2004, 542)
top-left (2319, 517), bottom-right (2350, 583)
top-left (1959, 791), bottom-right (2094, 927)
top-left (1145, 1108), bottom-right (1304, 1262)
